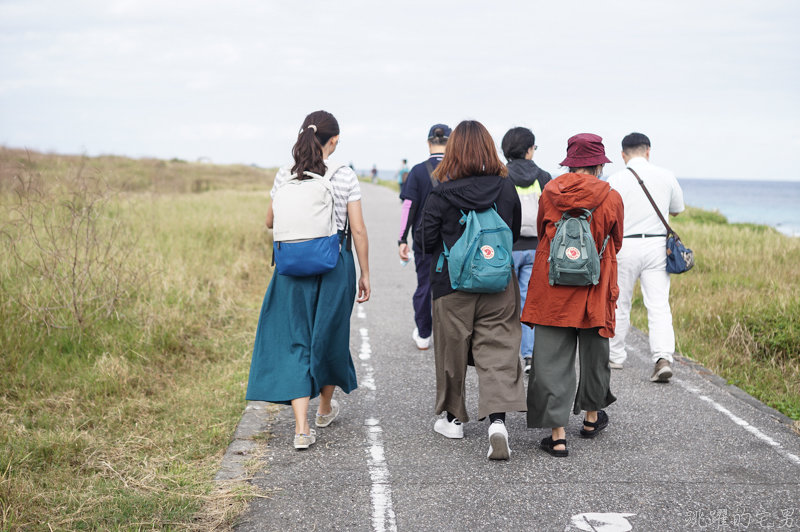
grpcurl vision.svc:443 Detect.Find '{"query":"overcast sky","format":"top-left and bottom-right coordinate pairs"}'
top-left (1, 0), bottom-right (798, 180)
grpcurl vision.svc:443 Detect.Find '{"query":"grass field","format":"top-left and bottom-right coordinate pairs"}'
top-left (1, 148), bottom-right (277, 531)
top-left (1, 150), bottom-right (798, 530)
top-left (633, 207), bottom-right (800, 422)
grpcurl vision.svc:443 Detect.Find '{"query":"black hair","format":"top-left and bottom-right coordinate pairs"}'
top-left (501, 127), bottom-right (536, 162)
top-left (621, 132), bottom-right (651, 155)
top-left (429, 128), bottom-right (448, 147)
top-left (292, 110), bottom-right (339, 180)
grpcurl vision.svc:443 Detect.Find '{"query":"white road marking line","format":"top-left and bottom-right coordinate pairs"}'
top-left (568, 513), bottom-right (636, 531)
top-left (674, 378), bottom-right (800, 466)
top-left (359, 327), bottom-right (371, 360)
top-left (357, 306), bottom-right (366, 319)
top-left (359, 316), bottom-right (397, 532)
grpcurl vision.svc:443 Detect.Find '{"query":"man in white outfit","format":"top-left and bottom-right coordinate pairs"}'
top-left (607, 133), bottom-right (685, 382)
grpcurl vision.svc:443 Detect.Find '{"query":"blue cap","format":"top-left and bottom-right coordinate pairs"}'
top-left (428, 124), bottom-right (451, 140)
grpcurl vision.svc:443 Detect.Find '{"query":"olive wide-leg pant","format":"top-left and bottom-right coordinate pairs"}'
top-left (527, 325), bottom-right (616, 428)
top-left (432, 278), bottom-right (527, 423)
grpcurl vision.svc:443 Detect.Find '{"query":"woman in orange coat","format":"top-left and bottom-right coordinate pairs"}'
top-left (521, 133), bottom-right (624, 457)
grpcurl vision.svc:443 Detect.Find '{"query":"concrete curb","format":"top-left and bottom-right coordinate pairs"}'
top-left (214, 401), bottom-right (274, 481)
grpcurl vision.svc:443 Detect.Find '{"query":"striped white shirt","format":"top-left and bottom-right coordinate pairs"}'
top-left (271, 162), bottom-right (362, 232)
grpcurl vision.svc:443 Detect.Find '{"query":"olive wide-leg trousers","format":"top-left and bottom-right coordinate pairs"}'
top-left (432, 278), bottom-right (527, 423)
top-left (527, 325), bottom-right (616, 428)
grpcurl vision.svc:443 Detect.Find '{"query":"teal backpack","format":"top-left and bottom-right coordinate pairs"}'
top-left (548, 208), bottom-right (609, 286)
top-left (436, 206), bottom-right (514, 293)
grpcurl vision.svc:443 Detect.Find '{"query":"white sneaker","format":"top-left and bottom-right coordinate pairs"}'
top-left (609, 361), bottom-right (624, 370)
top-left (412, 328), bottom-right (431, 350)
top-left (487, 420), bottom-right (510, 460)
top-left (523, 357), bottom-right (532, 374)
top-left (434, 416), bottom-right (463, 439)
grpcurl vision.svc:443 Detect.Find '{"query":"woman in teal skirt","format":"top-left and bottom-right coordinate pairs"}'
top-left (246, 110), bottom-right (371, 449)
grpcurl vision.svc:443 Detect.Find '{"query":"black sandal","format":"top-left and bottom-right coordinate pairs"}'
top-left (579, 410), bottom-right (609, 439)
top-left (540, 436), bottom-right (569, 457)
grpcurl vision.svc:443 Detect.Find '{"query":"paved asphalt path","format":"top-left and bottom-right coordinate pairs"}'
top-left (235, 182), bottom-right (800, 532)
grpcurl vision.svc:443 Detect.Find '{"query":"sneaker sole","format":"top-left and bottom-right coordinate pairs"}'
top-left (650, 367), bottom-right (673, 382)
top-left (434, 426), bottom-right (463, 439)
top-left (488, 433), bottom-right (510, 460)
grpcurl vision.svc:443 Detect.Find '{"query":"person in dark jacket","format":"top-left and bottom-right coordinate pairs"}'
top-left (501, 127), bottom-right (552, 373)
top-left (398, 124), bottom-right (450, 350)
top-left (415, 120), bottom-right (526, 460)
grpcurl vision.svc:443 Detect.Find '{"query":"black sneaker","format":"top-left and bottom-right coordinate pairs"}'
top-left (523, 357), bottom-right (532, 374)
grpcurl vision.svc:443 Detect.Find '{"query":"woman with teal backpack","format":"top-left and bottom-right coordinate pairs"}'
top-left (416, 120), bottom-right (526, 460)
top-left (246, 110), bottom-right (371, 450)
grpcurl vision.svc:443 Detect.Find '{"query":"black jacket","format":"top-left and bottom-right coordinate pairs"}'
top-left (415, 175), bottom-right (521, 300)
top-left (506, 159), bottom-right (551, 251)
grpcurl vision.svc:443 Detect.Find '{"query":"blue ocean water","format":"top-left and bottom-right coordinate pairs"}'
top-left (677, 179), bottom-right (800, 237)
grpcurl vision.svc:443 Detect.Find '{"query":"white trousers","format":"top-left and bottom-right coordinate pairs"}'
top-left (609, 237), bottom-right (675, 365)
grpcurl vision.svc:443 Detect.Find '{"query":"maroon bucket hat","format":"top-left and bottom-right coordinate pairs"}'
top-left (560, 133), bottom-right (612, 167)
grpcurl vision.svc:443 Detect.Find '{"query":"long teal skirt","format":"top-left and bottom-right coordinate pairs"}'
top-left (246, 238), bottom-right (358, 404)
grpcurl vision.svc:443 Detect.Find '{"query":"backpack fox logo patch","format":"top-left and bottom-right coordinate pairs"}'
top-left (565, 247), bottom-right (580, 260)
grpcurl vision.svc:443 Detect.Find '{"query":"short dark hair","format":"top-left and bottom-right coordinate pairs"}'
top-left (622, 132), bottom-right (651, 155)
top-left (429, 127), bottom-right (448, 146)
top-left (501, 127), bottom-right (535, 162)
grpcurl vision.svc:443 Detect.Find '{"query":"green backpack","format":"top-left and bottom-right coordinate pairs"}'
top-left (548, 208), bottom-right (609, 286)
top-left (436, 206), bottom-right (514, 293)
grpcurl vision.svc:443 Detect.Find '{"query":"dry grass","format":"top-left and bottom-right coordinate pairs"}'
top-left (0, 149), bottom-right (278, 531)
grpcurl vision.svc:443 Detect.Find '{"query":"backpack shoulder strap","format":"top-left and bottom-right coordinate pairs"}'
top-left (425, 159), bottom-right (439, 189)
top-left (324, 162), bottom-right (347, 180)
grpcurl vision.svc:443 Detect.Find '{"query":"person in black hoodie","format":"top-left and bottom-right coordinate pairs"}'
top-left (501, 127), bottom-right (552, 374)
top-left (415, 120), bottom-right (526, 460)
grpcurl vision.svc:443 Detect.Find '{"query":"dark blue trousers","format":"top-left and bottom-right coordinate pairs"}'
top-left (413, 252), bottom-right (433, 338)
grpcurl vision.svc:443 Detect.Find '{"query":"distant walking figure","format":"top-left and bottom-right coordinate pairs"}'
top-left (606, 133), bottom-right (685, 382)
top-left (396, 158), bottom-right (410, 194)
top-left (417, 120), bottom-right (526, 460)
top-left (501, 127), bottom-right (552, 373)
top-left (246, 110), bottom-right (371, 450)
top-left (398, 124), bottom-right (450, 350)
top-left (522, 133), bottom-right (623, 457)
top-left (371, 165), bottom-right (378, 184)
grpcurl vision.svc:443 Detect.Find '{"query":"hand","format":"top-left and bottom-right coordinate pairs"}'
top-left (357, 275), bottom-right (371, 303)
top-left (398, 243), bottom-right (410, 261)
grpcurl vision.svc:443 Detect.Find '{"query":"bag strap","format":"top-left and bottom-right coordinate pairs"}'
top-left (425, 159), bottom-right (439, 189)
top-left (628, 167), bottom-right (679, 239)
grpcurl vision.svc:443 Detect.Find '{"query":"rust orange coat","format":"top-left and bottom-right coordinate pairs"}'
top-left (521, 173), bottom-right (624, 338)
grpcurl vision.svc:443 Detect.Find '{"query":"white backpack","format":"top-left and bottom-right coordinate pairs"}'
top-left (517, 179), bottom-right (542, 238)
top-left (272, 162), bottom-right (346, 276)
